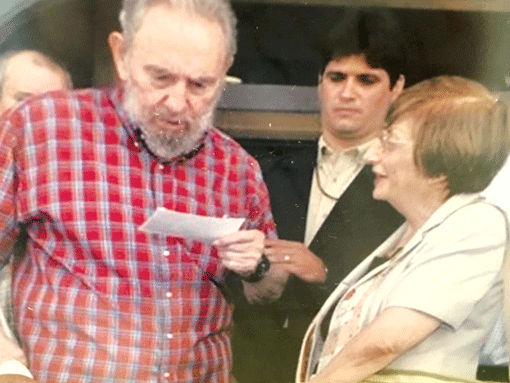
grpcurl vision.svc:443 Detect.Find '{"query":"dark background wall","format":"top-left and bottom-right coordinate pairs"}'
top-left (230, 3), bottom-right (510, 89)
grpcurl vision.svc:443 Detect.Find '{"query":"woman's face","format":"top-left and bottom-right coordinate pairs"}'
top-left (365, 118), bottom-right (433, 209)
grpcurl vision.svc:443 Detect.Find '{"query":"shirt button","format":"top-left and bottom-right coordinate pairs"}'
top-left (166, 292), bottom-right (173, 298)
top-left (163, 250), bottom-right (170, 257)
top-left (164, 372), bottom-right (170, 378)
top-left (134, 142), bottom-right (139, 148)
top-left (166, 333), bottom-right (173, 339)
top-left (159, 164), bottom-right (165, 170)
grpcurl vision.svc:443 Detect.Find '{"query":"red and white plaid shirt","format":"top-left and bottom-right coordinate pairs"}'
top-left (0, 87), bottom-right (276, 382)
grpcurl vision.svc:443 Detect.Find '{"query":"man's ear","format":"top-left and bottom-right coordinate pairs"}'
top-left (390, 74), bottom-right (405, 103)
top-left (224, 56), bottom-right (234, 74)
top-left (317, 73), bottom-right (324, 107)
top-left (108, 31), bottom-right (128, 82)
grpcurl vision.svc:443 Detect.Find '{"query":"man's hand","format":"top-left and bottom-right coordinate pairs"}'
top-left (264, 239), bottom-right (327, 283)
top-left (215, 231), bottom-right (289, 303)
top-left (213, 230), bottom-right (265, 275)
top-left (0, 375), bottom-right (38, 383)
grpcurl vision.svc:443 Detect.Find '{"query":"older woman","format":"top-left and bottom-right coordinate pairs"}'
top-left (296, 76), bottom-right (510, 383)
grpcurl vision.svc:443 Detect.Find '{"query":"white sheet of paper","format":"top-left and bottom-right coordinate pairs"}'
top-left (139, 207), bottom-right (245, 243)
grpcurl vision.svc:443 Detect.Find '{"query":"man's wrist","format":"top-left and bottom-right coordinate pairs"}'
top-left (241, 254), bottom-right (270, 283)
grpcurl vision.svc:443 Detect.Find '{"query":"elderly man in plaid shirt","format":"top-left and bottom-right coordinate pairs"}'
top-left (0, 0), bottom-right (288, 382)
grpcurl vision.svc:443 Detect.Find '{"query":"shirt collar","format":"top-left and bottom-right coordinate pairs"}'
top-left (317, 135), bottom-right (375, 165)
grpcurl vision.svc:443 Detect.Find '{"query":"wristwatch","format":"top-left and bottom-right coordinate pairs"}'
top-left (241, 254), bottom-right (270, 283)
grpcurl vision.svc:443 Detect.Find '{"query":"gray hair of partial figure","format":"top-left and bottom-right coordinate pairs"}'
top-left (119, 0), bottom-right (237, 60)
top-left (0, 50), bottom-right (73, 97)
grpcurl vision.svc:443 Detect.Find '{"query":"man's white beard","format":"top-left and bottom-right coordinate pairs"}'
top-left (123, 80), bottom-right (217, 161)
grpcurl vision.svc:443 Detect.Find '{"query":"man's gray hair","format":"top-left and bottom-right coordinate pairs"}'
top-left (0, 50), bottom-right (73, 97)
top-left (119, 0), bottom-right (237, 59)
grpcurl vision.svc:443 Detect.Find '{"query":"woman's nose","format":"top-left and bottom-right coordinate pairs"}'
top-left (364, 138), bottom-right (382, 164)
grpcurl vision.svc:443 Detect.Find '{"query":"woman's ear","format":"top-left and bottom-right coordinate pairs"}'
top-left (390, 75), bottom-right (405, 103)
top-left (427, 174), bottom-right (449, 196)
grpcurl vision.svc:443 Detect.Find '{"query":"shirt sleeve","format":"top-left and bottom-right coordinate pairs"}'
top-left (384, 202), bottom-right (506, 330)
top-left (0, 114), bottom-right (30, 378)
top-left (0, 114), bottom-right (21, 263)
top-left (244, 156), bottom-right (277, 239)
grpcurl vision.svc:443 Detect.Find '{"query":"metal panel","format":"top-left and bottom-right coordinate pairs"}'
top-left (217, 83), bottom-right (319, 112)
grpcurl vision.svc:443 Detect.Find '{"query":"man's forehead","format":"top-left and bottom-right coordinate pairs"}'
top-left (5, 61), bottom-right (67, 92)
top-left (125, 5), bottom-right (229, 80)
top-left (132, 5), bottom-right (226, 48)
top-left (325, 55), bottom-right (389, 76)
top-left (143, 63), bottom-right (218, 83)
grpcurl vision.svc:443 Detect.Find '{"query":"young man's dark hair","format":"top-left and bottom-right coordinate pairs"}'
top-left (319, 8), bottom-right (406, 87)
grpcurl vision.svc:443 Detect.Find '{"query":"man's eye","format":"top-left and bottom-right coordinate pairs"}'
top-left (151, 78), bottom-right (167, 89)
top-left (189, 80), bottom-right (209, 93)
top-left (191, 81), bottom-right (205, 88)
top-left (328, 73), bottom-right (346, 83)
top-left (153, 75), bottom-right (170, 83)
top-left (358, 75), bottom-right (379, 85)
top-left (150, 72), bottom-right (176, 87)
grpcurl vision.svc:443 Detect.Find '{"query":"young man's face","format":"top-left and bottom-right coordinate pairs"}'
top-left (318, 54), bottom-right (404, 149)
top-left (110, 3), bottom-right (229, 160)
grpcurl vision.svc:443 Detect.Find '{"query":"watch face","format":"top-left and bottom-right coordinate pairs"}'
top-left (259, 254), bottom-right (270, 272)
top-left (242, 254), bottom-right (270, 283)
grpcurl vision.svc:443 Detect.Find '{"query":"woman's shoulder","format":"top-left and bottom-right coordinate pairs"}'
top-left (431, 194), bottom-right (507, 232)
top-left (422, 194), bottom-right (508, 252)
top-left (452, 195), bottom-right (507, 227)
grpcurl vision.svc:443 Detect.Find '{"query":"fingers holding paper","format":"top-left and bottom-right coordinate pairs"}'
top-left (213, 230), bottom-right (265, 274)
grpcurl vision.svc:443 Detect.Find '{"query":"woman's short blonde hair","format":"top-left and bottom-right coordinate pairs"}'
top-left (387, 75), bottom-right (510, 196)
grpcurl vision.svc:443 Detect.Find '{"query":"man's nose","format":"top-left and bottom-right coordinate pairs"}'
top-left (160, 82), bottom-right (188, 114)
top-left (339, 78), bottom-right (357, 99)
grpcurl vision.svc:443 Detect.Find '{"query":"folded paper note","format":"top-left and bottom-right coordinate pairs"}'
top-left (139, 208), bottom-right (245, 243)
